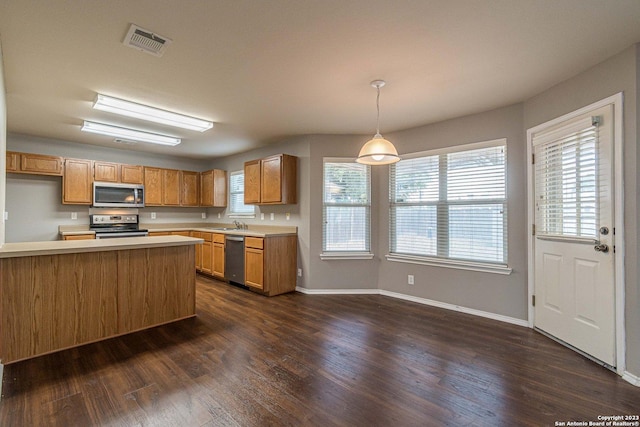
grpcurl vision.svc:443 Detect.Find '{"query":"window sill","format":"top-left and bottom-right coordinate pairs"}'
top-left (228, 214), bottom-right (256, 219)
top-left (385, 254), bottom-right (512, 275)
top-left (320, 252), bottom-right (375, 261)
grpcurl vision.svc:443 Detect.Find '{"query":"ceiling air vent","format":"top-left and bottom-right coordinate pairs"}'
top-left (123, 24), bottom-right (172, 57)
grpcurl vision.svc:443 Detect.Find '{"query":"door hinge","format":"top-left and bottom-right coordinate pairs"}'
top-left (532, 224), bottom-right (536, 235)
top-left (532, 295), bottom-right (536, 306)
top-left (531, 153), bottom-right (535, 164)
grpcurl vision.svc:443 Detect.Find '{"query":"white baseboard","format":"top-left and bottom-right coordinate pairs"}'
top-left (294, 287), bottom-right (528, 327)
top-left (622, 371), bottom-right (640, 387)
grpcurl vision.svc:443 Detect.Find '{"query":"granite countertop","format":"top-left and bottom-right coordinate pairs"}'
top-left (0, 235), bottom-right (203, 259)
top-left (58, 223), bottom-right (298, 238)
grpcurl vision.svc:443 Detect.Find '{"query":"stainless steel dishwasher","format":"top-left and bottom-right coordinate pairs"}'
top-left (224, 235), bottom-right (245, 285)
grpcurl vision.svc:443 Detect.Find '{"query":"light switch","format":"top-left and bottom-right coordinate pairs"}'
top-left (270, 213), bottom-right (275, 221)
top-left (71, 212), bottom-right (77, 220)
top-left (202, 212), bottom-right (207, 219)
top-left (261, 213), bottom-right (265, 220)
top-left (217, 212), bottom-right (221, 219)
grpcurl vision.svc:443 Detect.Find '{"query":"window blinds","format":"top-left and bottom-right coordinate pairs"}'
top-left (229, 171), bottom-right (254, 215)
top-left (533, 117), bottom-right (598, 239)
top-left (323, 161), bottom-right (371, 252)
top-left (390, 143), bottom-right (507, 264)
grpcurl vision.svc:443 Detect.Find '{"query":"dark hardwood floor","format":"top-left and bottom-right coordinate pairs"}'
top-left (1, 275), bottom-right (638, 426)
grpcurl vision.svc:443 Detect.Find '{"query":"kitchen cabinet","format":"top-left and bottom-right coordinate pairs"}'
top-left (144, 167), bottom-right (180, 206)
top-left (62, 158), bottom-right (93, 205)
top-left (200, 169), bottom-right (227, 207)
top-left (94, 161), bottom-right (119, 182)
top-left (244, 235), bottom-right (297, 296)
top-left (120, 164), bottom-right (144, 184)
top-left (6, 151), bottom-right (63, 176)
top-left (144, 167), bottom-right (163, 206)
top-left (212, 233), bottom-right (225, 278)
top-left (6, 152), bottom-right (19, 172)
top-left (201, 232), bottom-right (213, 274)
top-left (63, 234), bottom-right (95, 240)
top-left (191, 231), bottom-right (203, 271)
top-left (148, 231), bottom-right (171, 236)
top-left (94, 162), bottom-right (144, 184)
top-left (244, 154), bottom-right (297, 205)
top-left (180, 171), bottom-right (200, 207)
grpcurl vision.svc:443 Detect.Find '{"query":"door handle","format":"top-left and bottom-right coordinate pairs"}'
top-left (594, 243), bottom-right (609, 253)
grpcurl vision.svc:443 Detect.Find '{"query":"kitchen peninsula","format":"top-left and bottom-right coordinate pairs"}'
top-left (0, 235), bottom-right (201, 364)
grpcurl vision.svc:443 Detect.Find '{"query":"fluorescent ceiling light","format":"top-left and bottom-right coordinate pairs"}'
top-left (81, 121), bottom-right (181, 146)
top-left (93, 94), bottom-right (213, 132)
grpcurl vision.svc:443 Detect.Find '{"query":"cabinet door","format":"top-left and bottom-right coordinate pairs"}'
top-left (191, 231), bottom-right (203, 271)
top-left (144, 167), bottom-right (163, 206)
top-left (213, 169), bottom-right (227, 207)
top-left (201, 241), bottom-right (213, 274)
top-left (94, 161), bottom-right (119, 182)
top-left (213, 243), bottom-right (225, 278)
top-left (244, 160), bottom-right (261, 204)
top-left (148, 231), bottom-right (171, 236)
top-left (200, 170), bottom-right (213, 206)
top-left (180, 171), bottom-right (199, 206)
top-left (245, 247), bottom-right (264, 289)
top-left (6, 152), bottom-right (19, 172)
top-left (121, 164), bottom-right (144, 184)
top-left (63, 234), bottom-right (95, 240)
top-left (21, 153), bottom-right (63, 176)
top-left (163, 169), bottom-right (181, 206)
top-left (260, 155), bottom-right (282, 203)
top-left (63, 158), bottom-right (93, 204)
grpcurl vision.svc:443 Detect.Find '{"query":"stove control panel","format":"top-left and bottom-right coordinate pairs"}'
top-left (90, 214), bottom-right (138, 225)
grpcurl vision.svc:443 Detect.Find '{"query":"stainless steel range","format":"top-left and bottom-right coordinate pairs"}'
top-left (89, 214), bottom-right (149, 239)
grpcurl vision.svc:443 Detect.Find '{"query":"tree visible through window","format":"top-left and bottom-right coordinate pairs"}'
top-left (323, 159), bottom-right (371, 253)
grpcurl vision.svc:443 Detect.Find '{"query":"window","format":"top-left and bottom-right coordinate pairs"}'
top-left (322, 159), bottom-right (372, 258)
top-left (534, 116), bottom-right (598, 239)
top-left (228, 170), bottom-right (255, 216)
top-left (389, 139), bottom-right (508, 268)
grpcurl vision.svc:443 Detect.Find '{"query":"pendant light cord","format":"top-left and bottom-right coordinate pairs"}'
top-left (376, 85), bottom-right (381, 135)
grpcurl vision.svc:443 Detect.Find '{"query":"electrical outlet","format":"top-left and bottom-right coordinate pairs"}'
top-left (4, 211), bottom-right (8, 221)
top-left (261, 213), bottom-right (265, 220)
top-left (270, 213), bottom-right (275, 221)
top-left (286, 213), bottom-right (290, 221)
top-left (202, 212), bottom-right (206, 219)
top-left (217, 212), bottom-right (221, 219)
top-left (151, 212), bottom-right (156, 220)
top-left (297, 268), bottom-right (302, 277)
top-left (71, 212), bottom-right (77, 220)
top-left (408, 275), bottom-right (415, 285)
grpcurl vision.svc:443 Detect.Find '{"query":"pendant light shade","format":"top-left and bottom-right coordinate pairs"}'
top-left (357, 80), bottom-right (400, 165)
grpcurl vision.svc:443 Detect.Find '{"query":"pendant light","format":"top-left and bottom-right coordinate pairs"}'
top-left (356, 80), bottom-right (400, 165)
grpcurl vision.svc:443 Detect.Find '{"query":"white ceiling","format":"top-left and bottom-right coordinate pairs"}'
top-left (1, 0), bottom-right (640, 159)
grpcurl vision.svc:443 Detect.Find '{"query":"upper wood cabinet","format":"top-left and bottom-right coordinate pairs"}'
top-left (144, 167), bottom-right (163, 206)
top-left (180, 171), bottom-right (200, 207)
top-left (7, 151), bottom-right (63, 176)
top-left (244, 154), bottom-right (297, 205)
top-left (62, 158), bottom-right (93, 205)
top-left (6, 152), bottom-right (19, 172)
top-left (200, 169), bottom-right (227, 207)
top-left (163, 169), bottom-right (181, 206)
top-left (95, 161), bottom-right (144, 184)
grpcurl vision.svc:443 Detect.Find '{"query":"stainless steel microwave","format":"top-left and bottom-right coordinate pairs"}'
top-left (93, 182), bottom-right (145, 208)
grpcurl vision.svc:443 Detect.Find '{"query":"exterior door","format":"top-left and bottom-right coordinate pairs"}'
top-left (533, 104), bottom-right (615, 366)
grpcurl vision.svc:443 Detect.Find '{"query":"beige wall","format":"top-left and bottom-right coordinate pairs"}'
top-left (523, 45), bottom-right (639, 377)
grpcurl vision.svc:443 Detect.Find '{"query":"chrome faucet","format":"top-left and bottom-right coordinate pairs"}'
top-left (233, 220), bottom-right (248, 230)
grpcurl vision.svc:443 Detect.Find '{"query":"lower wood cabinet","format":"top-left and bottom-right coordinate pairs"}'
top-left (191, 231), bottom-right (203, 271)
top-left (244, 235), bottom-right (297, 296)
top-left (212, 233), bottom-right (225, 278)
top-left (201, 232), bottom-right (213, 274)
top-left (62, 234), bottom-right (95, 240)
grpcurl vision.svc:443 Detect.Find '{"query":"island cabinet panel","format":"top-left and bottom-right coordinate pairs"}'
top-left (117, 246), bottom-right (195, 333)
top-left (62, 158), bottom-right (93, 205)
top-left (0, 252), bottom-right (119, 363)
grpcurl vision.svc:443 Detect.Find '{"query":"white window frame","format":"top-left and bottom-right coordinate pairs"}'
top-left (320, 157), bottom-right (373, 260)
top-left (386, 139), bottom-right (512, 275)
top-left (228, 170), bottom-right (255, 218)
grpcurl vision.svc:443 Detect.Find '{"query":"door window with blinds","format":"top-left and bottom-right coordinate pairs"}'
top-left (533, 116), bottom-right (600, 240)
top-left (322, 159), bottom-right (371, 257)
top-left (228, 170), bottom-right (255, 216)
top-left (389, 139), bottom-right (507, 265)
